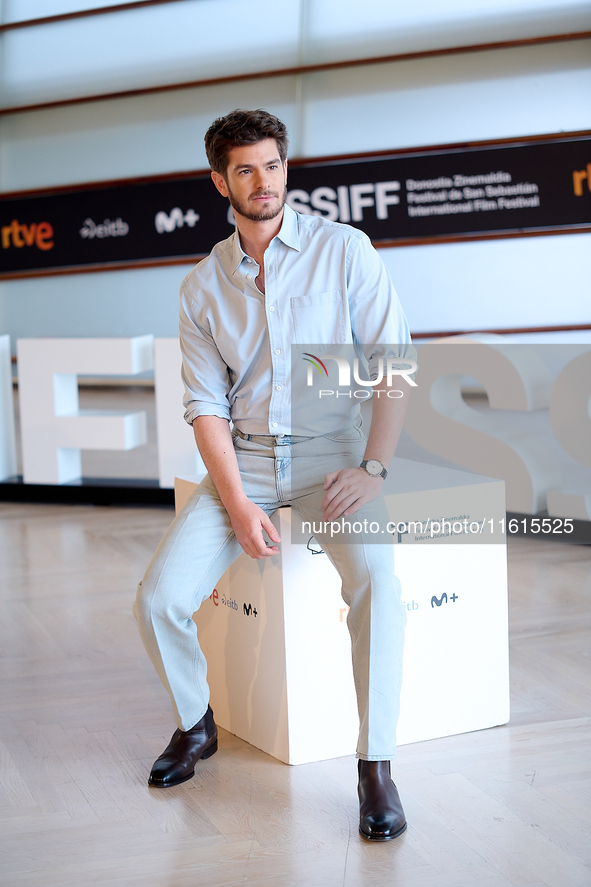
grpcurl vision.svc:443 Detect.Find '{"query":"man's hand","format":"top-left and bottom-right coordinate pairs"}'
top-left (192, 417), bottom-right (280, 559)
top-left (321, 468), bottom-right (383, 523)
top-left (227, 497), bottom-right (281, 559)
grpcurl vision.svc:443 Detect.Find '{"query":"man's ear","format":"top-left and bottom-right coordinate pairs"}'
top-left (211, 170), bottom-right (229, 198)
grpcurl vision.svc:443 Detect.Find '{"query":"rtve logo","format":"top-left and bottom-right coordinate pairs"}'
top-left (1, 219), bottom-right (54, 251)
top-left (573, 164), bottom-right (591, 196)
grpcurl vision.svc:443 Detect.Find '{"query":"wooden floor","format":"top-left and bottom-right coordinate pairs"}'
top-left (0, 502), bottom-right (590, 887)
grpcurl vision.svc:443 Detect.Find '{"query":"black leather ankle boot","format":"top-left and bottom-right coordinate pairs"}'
top-left (358, 759), bottom-right (407, 840)
top-left (149, 706), bottom-right (218, 788)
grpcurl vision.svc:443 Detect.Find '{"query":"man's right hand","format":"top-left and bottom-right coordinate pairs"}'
top-left (227, 498), bottom-right (281, 559)
top-left (192, 416), bottom-right (280, 559)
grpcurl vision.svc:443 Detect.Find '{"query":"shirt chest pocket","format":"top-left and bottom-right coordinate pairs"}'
top-left (290, 289), bottom-right (348, 345)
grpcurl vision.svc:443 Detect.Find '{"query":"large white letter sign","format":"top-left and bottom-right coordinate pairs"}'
top-left (404, 335), bottom-right (561, 514)
top-left (154, 338), bottom-right (206, 488)
top-left (17, 336), bottom-right (154, 485)
top-left (546, 349), bottom-right (591, 520)
top-left (0, 335), bottom-right (17, 481)
top-left (549, 350), bottom-right (591, 469)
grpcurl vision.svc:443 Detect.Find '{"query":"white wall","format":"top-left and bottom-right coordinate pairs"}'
top-left (0, 264), bottom-right (194, 341)
top-left (300, 41), bottom-right (591, 156)
top-left (2, 0), bottom-right (590, 108)
top-left (1, 1), bottom-right (589, 344)
top-left (384, 233), bottom-right (591, 335)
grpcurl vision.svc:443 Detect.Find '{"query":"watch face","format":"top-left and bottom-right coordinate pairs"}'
top-left (365, 459), bottom-right (383, 476)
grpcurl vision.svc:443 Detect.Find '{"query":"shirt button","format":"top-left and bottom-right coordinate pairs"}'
top-left (274, 349), bottom-right (281, 355)
top-left (269, 306), bottom-right (275, 312)
top-left (246, 274), bottom-right (253, 280)
top-left (272, 422), bottom-right (278, 428)
top-left (275, 385), bottom-right (282, 391)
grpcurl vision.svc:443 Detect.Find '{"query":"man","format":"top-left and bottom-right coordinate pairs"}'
top-left (134, 108), bottom-right (413, 841)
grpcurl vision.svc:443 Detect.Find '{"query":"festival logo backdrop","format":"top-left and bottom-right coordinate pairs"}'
top-left (1, 134), bottom-right (589, 277)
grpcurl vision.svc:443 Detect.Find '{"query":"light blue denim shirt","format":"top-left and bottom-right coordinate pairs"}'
top-left (180, 203), bottom-right (412, 435)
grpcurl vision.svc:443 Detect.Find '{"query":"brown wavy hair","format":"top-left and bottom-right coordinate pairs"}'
top-left (205, 109), bottom-right (289, 175)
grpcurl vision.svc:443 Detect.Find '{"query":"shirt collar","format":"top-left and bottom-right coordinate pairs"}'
top-left (230, 203), bottom-right (301, 274)
top-left (276, 203), bottom-right (301, 252)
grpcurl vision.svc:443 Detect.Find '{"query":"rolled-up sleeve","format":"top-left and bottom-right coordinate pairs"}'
top-left (347, 233), bottom-right (415, 377)
top-left (180, 286), bottom-right (232, 426)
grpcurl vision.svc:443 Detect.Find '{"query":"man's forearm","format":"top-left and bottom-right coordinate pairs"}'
top-left (192, 415), bottom-right (281, 559)
top-left (362, 379), bottom-right (409, 468)
top-left (192, 416), bottom-right (247, 511)
top-left (320, 381), bottom-right (409, 521)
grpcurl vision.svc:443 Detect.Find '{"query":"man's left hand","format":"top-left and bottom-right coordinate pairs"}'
top-left (321, 468), bottom-right (383, 523)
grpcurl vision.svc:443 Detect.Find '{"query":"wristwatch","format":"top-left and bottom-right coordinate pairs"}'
top-left (360, 459), bottom-right (388, 479)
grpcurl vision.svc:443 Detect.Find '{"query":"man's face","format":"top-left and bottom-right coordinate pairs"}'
top-left (211, 139), bottom-right (287, 223)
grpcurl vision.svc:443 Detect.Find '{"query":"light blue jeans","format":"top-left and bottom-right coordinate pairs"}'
top-left (133, 424), bottom-right (406, 760)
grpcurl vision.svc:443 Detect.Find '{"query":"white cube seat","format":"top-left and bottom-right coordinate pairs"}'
top-left (175, 458), bottom-right (509, 765)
